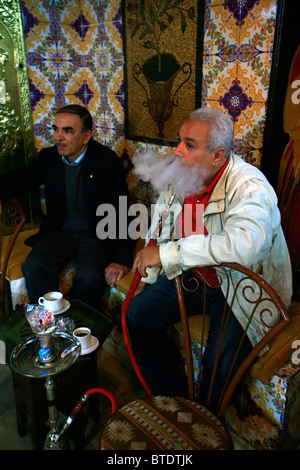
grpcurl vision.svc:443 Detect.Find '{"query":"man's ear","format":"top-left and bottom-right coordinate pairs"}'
top-left (83, 129), bottom-right (93, 144)
top-left (212, 147), bottom-right (226, 166)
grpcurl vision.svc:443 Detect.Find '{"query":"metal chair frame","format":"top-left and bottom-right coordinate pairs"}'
top-left (97, 262), bottom-right (290, 450)
top-left (175, 263), bottom-right (290, 416)
top-left (0, 197), bottom-right (26, 321)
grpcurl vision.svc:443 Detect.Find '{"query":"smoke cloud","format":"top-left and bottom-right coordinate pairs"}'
top-left (132, 150), bottom-right (203, 198)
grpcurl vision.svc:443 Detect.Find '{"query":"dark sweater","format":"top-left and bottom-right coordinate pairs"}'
top-left (62, 161), bottom-right (90, 232)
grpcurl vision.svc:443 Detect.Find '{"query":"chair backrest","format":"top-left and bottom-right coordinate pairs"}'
top-left (0, 198), bottom-right (26, 321)
top-left (175, 262), bottom-right (290, 417)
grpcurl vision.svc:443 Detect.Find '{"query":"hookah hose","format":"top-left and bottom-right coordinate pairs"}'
top-left (121, 193), bottom-right (177, 396)
top-left (121, 238), bottom-right (158, 397)
top-left (59, 241), bottom-right (157, 439)
top-left (59, 387), bottom-right (117, 438)
top-left (61, 271), bottom-right (153, 439)
top-left (59, 262), bottom-right (154, 439)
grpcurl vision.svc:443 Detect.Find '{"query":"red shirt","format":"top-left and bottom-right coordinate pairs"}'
top-left (178, 159), bottom-right (229, 285)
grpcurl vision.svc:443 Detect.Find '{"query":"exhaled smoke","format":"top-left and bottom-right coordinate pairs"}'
top-left (132, 150), bottom-right (203, 198)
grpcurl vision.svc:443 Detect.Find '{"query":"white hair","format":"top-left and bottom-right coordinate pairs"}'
top-left (189, 107), bottom-right (234, 158)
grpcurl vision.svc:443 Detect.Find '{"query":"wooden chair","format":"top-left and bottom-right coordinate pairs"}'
top-left (97, 263), bottom-right (290, 450)
top-left (0, 198), bottom-right (26, 322)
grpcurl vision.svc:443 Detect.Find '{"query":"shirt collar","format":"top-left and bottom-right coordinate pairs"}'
top-left (62, 147), bottom-right (87, 166)
top-left (204, 157), bottom-right (230, 196)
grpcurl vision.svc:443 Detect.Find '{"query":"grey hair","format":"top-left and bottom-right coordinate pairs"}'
top-left (189, 107), bottom-right (234, 158)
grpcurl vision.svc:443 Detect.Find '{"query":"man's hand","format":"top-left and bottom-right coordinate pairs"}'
top-left (105, 262), bottom-right (130, 287)
top-left (132, 245), bottom-right (161, 278)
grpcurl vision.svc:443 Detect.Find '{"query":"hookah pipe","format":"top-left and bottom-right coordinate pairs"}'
top-left (121, 193), bottom-right (176, 396)
top-left (121, 238), bottom-right (156, 396)
top-left (58, 387), bottom-right (117, 440)
top-left (57, 194), bottom-right (177, 443)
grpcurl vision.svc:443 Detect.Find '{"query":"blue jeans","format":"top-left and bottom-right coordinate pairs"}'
top-left (126, 272), bottom-right (253, 405)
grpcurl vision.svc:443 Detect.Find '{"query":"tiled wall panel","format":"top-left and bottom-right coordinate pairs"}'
top-left (203, 0), bottom-right (277, 167)
top-left (21, 0), bottom-right (278, 195)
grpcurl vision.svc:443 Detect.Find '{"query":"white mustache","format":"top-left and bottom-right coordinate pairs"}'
top-left (132, 150), bottom-right (203, 198)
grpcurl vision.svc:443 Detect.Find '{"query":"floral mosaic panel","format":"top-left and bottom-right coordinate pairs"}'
top-left (21, 0), bottom-right (126, 152)
top-left (203, 0), bottom-right (277, 167)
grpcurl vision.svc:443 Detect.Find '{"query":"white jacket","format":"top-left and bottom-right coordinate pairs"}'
top-left (143, 154), bottom-right (292, 347)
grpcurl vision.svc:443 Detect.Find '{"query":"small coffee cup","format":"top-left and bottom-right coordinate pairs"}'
top-left (73, 327), bottom-right (92, 350)
top-left (38, 291), bottom-right (64, 313)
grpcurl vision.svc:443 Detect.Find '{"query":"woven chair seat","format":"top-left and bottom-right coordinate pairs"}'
top-left (99, 395), bottom-right (233, 450)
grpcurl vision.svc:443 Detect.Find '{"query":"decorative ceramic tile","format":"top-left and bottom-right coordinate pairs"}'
top-left (204, 4), bottom-right (241, 51)
top-left (59, 2), bottom-right (83, 25)
top-left (89, 98), bottom-right (124, 148)
top-left (225, 363), bottom-right (300, 450)
top-left (201, 0), bottom-right (277, 164)
top-left (79, 2), bottom-right (100, 27)
top-left (209, 63), bottom-right (258, 126)
top-left (65, 71), bottom-right (93, 101)
top-left (22, 0), bottom-right (278, 164)
top-left (238, 0), bottom-right (277, 47)
top-left (21, 0), bottom-right (49, 25)
top-left (22, 15), bottom-right (50, 51)
top-left (245, 376), bottom-right (287, 428)
top-left (105, 15), bottom-right (123, 53)
top-left (58, 24), bottom-right (84, 59)
top-left (238, 50), bottom-right (273, 99)
top-left (203, 59), bottom-right (238, 102)
top-left (233, 98), bottom-right (266, 138)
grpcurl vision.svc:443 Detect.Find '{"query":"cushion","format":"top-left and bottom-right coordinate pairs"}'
top-left (114, 238), bottom-right (143, 295)
top-left (248, 300), bottom-right (300, 381)
top-left (174, 314), bottom-right (210, 346)
top-left (99, 395), bottom-right (233, 450)
top-left (175, 301), bottom-right (300, 383)
top-left (115, 270), bottom-right (135, 296)
top-left (1, 228), bottom-right (39, 280)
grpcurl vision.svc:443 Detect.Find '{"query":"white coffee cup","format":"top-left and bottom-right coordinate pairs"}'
top-left (38, 291), bottom-right (64, 313)
top-left (73, 327), bottom-right (92, 350)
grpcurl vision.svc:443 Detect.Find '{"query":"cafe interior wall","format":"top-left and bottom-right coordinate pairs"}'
top-left (20, 0), bottom-right (278, 208)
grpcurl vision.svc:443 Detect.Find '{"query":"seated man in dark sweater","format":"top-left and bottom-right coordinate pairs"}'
top-left (0, 104), bottom-right (133, 309)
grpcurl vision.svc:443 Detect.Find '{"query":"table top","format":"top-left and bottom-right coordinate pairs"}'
top-left (0, 299), bottom-right (115, 361)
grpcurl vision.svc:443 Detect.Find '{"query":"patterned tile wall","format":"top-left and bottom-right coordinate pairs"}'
top-left (21, 0), bottom-right (278, 200)
top-left (203, 0), bottom-right (277, 167)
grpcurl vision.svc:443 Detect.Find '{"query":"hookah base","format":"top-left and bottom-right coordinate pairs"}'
top-left (44, 428), bottom-right (68, 450)
top-left (11, 332), bottom-right (81, 378)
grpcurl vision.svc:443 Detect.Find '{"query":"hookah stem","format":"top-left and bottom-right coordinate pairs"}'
top-left (60, 388), bottom-right (117, 437)
top-left (121, 193), bottom-right (177, 397)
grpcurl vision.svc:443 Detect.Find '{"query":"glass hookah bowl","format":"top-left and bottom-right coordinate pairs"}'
top-left (25, 306), bottom-right (58, 366)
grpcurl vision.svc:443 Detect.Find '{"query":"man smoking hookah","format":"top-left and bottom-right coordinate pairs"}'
top-left (126, 107), bottom-right (292, 406)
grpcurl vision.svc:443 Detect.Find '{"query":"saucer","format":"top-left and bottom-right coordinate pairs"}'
top-left (80, 336), bottom-right (99, 355)
top-left (53, 299), bottom-right (70, 315)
